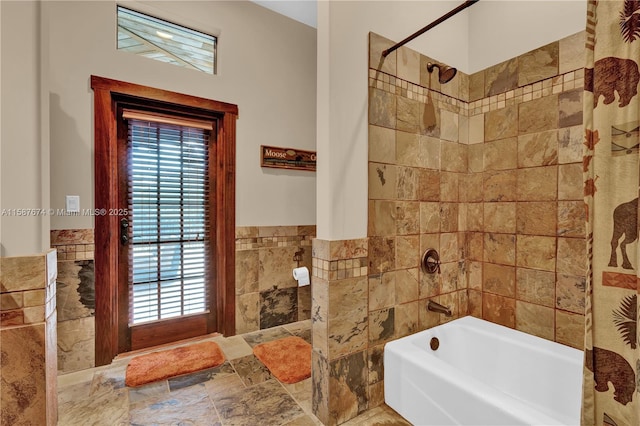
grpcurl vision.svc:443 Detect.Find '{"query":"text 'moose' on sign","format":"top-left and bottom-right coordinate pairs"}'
top-left (260, 145), bottom-right (316, 171)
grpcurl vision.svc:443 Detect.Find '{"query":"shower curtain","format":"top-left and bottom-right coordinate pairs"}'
top-left (582, 0), bottom-right (640, 425)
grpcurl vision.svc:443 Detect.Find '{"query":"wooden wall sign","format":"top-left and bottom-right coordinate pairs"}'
top-left (260, 145), bottom-right (316, 171)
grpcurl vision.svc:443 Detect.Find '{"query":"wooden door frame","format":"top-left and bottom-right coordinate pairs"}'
top-left (91, 75), bottom-right (237, 366)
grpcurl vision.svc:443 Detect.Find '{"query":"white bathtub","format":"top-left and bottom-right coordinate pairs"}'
top-left (384, 316), bottom-right (584, 425)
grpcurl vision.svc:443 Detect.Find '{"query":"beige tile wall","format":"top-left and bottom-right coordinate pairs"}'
top-left (51, 225), bottom-right (314, 373)
top-left (465, 32), bottom-right (586, 349)
top-left (51, 229), bottom-right (96, 373)
top-left (357, 30), bottom-right (586, 424)
top-left (311, 238), bottom-right (371, 426)
top-left (369, 33), bottom-right (473, 346)
top-left (367, 26), bottom-right (586, 373)
top-left (235, 225), bottom-right (315, 333)
top-left (0, 250), bottom-right (58, 425)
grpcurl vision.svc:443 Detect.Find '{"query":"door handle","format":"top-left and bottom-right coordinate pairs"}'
top-left (120, 218), bottom-right (129, 245)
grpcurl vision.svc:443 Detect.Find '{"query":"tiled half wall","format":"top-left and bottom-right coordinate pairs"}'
top-left (235, 225), bottom-right (314, 333)
top-left (309, 31), bottom-right (588, 426)
top-left (51, 229), bottom-right (96, 373)
top-left (51, 225), bottom-right (314, 373)
top-left (0, 250), bottom-right (58, 425)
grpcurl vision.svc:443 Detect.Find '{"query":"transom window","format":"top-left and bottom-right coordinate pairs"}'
top-left (117, 6), bottom-right (217, 74)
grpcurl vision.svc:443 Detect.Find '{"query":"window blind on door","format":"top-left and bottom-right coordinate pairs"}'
top-left (127, 117), bottom-right (211, 324)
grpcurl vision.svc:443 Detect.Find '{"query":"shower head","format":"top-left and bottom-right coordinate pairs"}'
top-left (427, 62), bottom-right (457, 84)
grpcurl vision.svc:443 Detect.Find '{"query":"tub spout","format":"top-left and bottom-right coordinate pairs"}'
top-left (427, 300), bottom-right (452, 317)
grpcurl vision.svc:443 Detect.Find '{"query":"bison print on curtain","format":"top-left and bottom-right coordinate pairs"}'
top-left (583, 0), bottom-right (640, 425)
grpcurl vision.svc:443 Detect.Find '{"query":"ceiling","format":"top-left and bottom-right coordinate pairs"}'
top-left (251, 0), bottom-right (317, 28)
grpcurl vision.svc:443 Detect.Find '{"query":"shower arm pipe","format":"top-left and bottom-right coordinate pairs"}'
top-left (382, 0), bottom-right (480, 57)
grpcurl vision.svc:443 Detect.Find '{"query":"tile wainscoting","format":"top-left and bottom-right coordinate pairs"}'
top-left (0, 250), bottom-right (58, 425)
top-left (51, 225), bottom-right (315, 374)
top-left (51, 229), bottom-right (96, 373)
top-left (235, 225), bottom-right (315, 334)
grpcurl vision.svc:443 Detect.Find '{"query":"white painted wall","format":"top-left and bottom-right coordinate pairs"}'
top-left (46, 0), bottom-right (316, 231)
top-left (468, 0), bottom-right (587, 72)
top-left (0, 1), bottom-right (50, 256)
top-left (252, 0), bottom-right (317, 28)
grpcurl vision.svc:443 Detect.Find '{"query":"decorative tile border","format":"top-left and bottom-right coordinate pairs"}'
top-left (51, 226), bottom-right (316, 257)
top-left (53, 244), bottom-right (95, 261)
top-left (311, 238), bottom-right (369, 280)
top-left (467, 69), bottom-right (584, 115)
top-left (369, 69), bottom-right (466, 113)
top-left (369, 66), bottom-right (584, 119)
top-left (235, 235), bottom-right (314, 250)
top-left (312, 257), bottom-right (368, 281)
top-left (235, 225), bottom-right (315, 250)
top-left (51, 229), bottom-right (95, 260)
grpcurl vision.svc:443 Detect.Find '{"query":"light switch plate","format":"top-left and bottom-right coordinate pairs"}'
top-left (66, 195), bottom-right (80, 213)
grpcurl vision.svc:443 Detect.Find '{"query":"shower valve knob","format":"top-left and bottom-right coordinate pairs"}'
top-left (421, 248), bottom-right (441, 274)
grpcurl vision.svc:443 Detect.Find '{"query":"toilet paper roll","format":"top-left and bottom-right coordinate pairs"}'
top-left (293, 266), bottom-right (310, 287)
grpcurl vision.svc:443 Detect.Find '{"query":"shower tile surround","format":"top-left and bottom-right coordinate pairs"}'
top-left (309, 31), bottom-right (587, 426)
top-left (51, 225), bottom-right (314, 373)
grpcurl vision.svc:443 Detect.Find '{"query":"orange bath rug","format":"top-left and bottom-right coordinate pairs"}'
top-left (125, 341), bottom-right (225, 387)
top-left (253, 336), bottom-right (311, 384)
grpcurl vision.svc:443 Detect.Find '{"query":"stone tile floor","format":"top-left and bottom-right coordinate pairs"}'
top-left (58, 319), bottom-right (410, 426)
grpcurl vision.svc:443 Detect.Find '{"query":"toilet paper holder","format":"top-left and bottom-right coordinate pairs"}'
top-left (293, 248), bottom-right (304, 267)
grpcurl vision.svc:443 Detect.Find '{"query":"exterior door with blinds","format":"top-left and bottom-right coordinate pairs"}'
top-left (92, 75), bottom-right (237, 365)
top-left (118, 112), bottom-right (217, 351)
